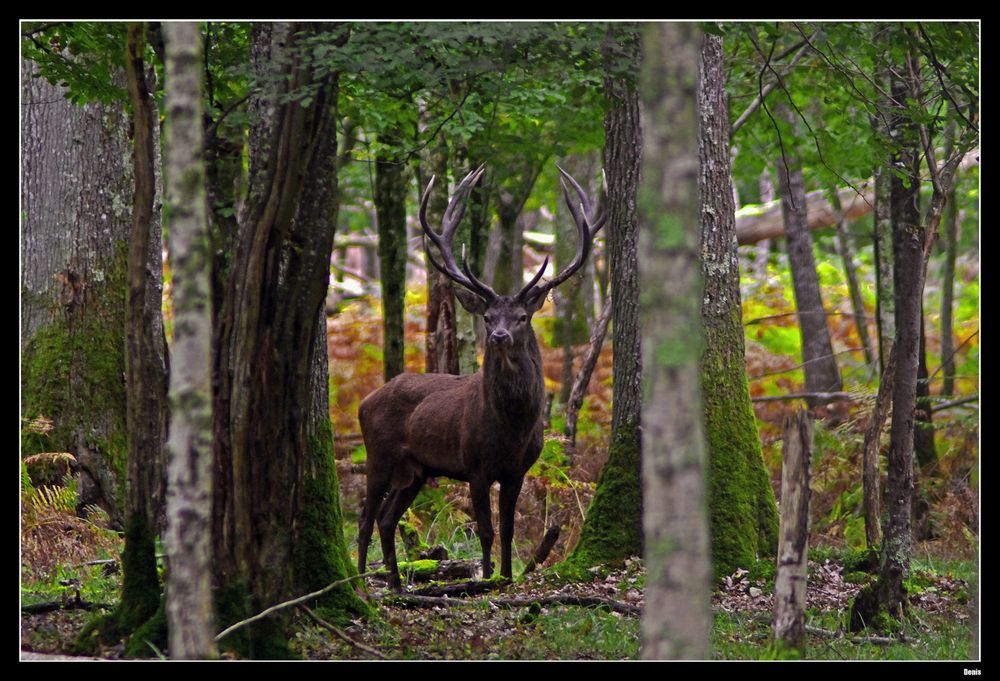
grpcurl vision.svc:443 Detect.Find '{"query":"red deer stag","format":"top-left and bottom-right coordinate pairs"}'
top-left (358, 164), bottom-right (605, 589)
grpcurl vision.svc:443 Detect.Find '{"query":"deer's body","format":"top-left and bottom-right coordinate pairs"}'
top-left (357, 165), bottom-right (603, 589)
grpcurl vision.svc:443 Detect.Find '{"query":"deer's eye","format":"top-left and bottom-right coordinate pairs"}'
top-left (519, 314), bottom-right (527, 323)
top-left (484, 315), bottom-right (493, 324)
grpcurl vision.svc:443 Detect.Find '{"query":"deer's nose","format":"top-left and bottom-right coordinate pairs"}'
top-left (488, 329), bottom-right (513, 347)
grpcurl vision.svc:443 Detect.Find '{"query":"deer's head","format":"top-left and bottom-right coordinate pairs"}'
top-left (420, 164), bottom-right (606, 352)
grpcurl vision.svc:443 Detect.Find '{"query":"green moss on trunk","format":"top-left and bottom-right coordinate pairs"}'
top-left (702, 341), bottom-right (779, 579)
top-left (293, 419), bottom-right (370, 624)
top-left (560, 421), bottom-right (642, 578)
top-left (21, 246), bottom-right (129, 516)
top-left (73, 515), bottom-right (161, 656)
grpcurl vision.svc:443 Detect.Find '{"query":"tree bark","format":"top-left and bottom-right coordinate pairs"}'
top-left (638, 22), bottom-right (709, 661)
top-left (162, 21), bottom-right (217, 660)
top-left (914, 311), bottom-right (937, 469)
top-left (831, 190), bottom-right (876, 370)
top-left (772, 411), bottom-right (812, 655)
top-left (565, 25), bottom-right (643, 573)
top-left (416, 121), bottom-right (458, 375)
top-left (119, 22), bottom-right (170, 654)
top-left (940, 167), bottom-right (959, 397)
top-left (555, 153), bottom-right (599, 405)
top-left (877, 63), bottom-right (923, 621)
top-left (211, 23), bottom-right (365, 658)
top-left (699, 34), bottom-right (778, 579)
top-left (861, 344), bottom-right (895, 549)
top-left (20, 57), bottom-right (132, 528)
top-left (775, 103), bottom-right (843, 404)
top-left (564, 290), bottom-right (613, 447)
top-left (375, 135), bottom-right (409, 382)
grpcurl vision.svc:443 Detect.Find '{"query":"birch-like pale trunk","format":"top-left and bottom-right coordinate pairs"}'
top-left (162, 21), bottom-right (217, 660)
top-left (638, 22), bottom-right (709, 661)
top-left (772, 410), bottom-right (813, 654)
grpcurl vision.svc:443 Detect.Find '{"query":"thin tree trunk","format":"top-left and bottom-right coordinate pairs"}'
top-left (566, 24), bottom-right (643, 573)
top-left (416, 121), bottom-right (458, 375)
top-left (162, 21), bottom-right (216, 660)
top-left (121, 22), bottom-right (169, 652)
top-left (940, 176), bottom-right (959, 397)
top-left (755, 169), bottom-right (775, 280)
top-left (775, 103), bottom-right (843, 404)
top-left (862, 344), bottom-right (895, 549)
top-left (914, 311), bottom-right (937, 469)
top-left (772, 410), bottom-right (812, 655)
top-left (375, 138), bottom-right (408, 382)
top-left (877, 62), bottom-right (923, 620)
top-left (831, 190), bottom-right (876, 370)
top-left (555, 153), bottom-right (599, 405)
top-left (699, 34), bottom-right (778, 579)
top-left (564, 289), bottom-right (613, 447)
top-left (638, 22), bottom-right (708, 661)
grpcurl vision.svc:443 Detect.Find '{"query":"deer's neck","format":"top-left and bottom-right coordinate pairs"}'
top-left (481, 336), bottom-right (543, 421)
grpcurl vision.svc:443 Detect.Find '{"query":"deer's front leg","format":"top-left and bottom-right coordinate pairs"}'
top-left (469, 480), bottom-right (494, 580)
top-left (499, 477), bottom-right (524, 580)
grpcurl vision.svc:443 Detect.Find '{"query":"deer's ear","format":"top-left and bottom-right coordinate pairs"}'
top-left (454, 288), bottom-right (489, 315)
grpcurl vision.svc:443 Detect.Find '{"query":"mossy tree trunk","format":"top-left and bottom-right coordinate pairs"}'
top-left (162, 21), bottom-right (217, 660)
top-left (375, 132), bottom-right (409, 382)
top-left (638, 22), bottom-right (709, 660)
top-left (211, 23), bottom-right (366, 658)
top-left (564, 25), bottom-right (643, 574)
top-left (20, 57), bottom-right (132, 528)
top-left (699, 34), bottom-right (779, 579)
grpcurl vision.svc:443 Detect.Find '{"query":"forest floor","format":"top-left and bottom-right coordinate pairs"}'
top-left (20, 543), bottom-right (976, 661)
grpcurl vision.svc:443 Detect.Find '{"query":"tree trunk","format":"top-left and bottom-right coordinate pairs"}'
top-left (699, 34), bottom-right (779, 579)
top-left (416, 121), bottom-right (458, 375)
top-left (211, 23), bottom-right (365, 658)
top-left (877, 63), bottom-right (923, 621)
top-left (112, 23), bottom-right (170, 657)
top-left (940, 172), bottom-right (958, 397)
top-left (861, 344), bottom-right (895, 550)
top-left (775, 104), bottom-right (843, 404)
top-left (771, 411), bottom-right (812, 656)
top-left (831, 190), bottom-right (876, 371)
top-left (638, 22), bottom-right (709, 661)
top-left (871, 57), bottom-right (896, 379)
top-left (565, 24), bottom-right (643, 575)
top-left (375, 136), bottom-right (409, 382)
top-left (161, 22), bottom-right (217, 660)
top-left (914, 311), bottom-right (937, 469)
top-left (20, 57), bottom-right (131, 529)
top-left (555, 153), bottom-right (599, 405)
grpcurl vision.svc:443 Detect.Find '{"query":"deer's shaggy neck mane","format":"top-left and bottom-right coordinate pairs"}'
top-left (481, 334), bottom-right (543, 420)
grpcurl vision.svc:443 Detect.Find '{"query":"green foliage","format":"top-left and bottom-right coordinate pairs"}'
top-left (22, 22), bottom-right (130, 105)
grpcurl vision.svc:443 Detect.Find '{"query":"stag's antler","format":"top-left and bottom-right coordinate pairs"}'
top-left (420, 164), bottom-right (498, 301)
top-left (516, 165), bottom-right (607, 306)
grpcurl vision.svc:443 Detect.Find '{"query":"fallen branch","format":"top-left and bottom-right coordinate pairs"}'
top-left (299, 605), bottom-right (386, 660)
top-left (805, 625), bottom-right (904, 646)
top-left (382, 593), bottom-right (640, 617)
top-left (408, 578), bottom-right (508, 598)
top-left (930, 394), bottom-right (978, 413)
top-left (22, 598), bottom-right (113, 614)
top-left (751, 392), bottom-right (853, 404)
top-left (215, 570), bottom-right (377, 642)
top-left (521, 526), bottom-right (561, 576)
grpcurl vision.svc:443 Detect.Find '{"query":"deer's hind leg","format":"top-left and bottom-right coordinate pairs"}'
top-left (377, 462), bottom-right (426, 591)
top-left (358, 453), bottom-right (393, 576)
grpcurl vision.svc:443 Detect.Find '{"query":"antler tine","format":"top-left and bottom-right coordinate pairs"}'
top-left (420, 164), bottom-right (497, 301)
